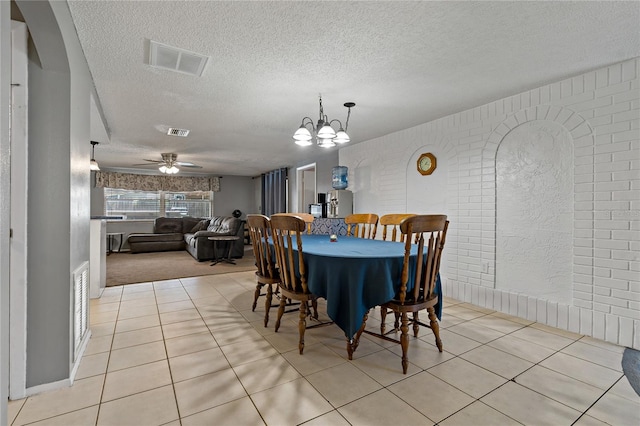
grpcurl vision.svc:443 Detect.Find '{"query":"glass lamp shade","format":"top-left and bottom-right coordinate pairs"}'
top-left (317, 138), bottom-right (336, 148)
top-left (316, 123), bottom-right (337, 140)
top-left (159, 165), bottom-right (167, 173)
top-left (168, 166), bottom-right (179, 174)
top-left (293, 126), bottom-right (313, 142)
top-left (89, 159), bottom-right (100, 171)
top-left (333, 129), bottom-right (350, 144)
top-left (295, 139), bottom-right (313, 147)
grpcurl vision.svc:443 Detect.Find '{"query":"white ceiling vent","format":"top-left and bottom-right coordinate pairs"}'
top-left (149, 40), bottom-right (209, 77)
top-left (167, 128), bottom-right (190, 137)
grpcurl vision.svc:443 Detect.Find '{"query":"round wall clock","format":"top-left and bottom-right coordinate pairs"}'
top-left (417, 152), bottom-right (437, 175)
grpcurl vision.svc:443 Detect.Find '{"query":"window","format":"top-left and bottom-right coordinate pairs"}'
top-left (105, 188), bottom-right (213, 219)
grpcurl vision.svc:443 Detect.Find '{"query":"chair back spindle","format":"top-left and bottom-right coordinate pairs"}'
top-left (380, 213), bottom-right (417, 242)
top-left (345, 213), bottom-right (379, 239)
top-left (270, 215), bottom-right (309, 295)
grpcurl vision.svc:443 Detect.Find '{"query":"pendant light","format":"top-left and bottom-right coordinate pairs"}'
top-left (90, 141), bottom-right (100, 171)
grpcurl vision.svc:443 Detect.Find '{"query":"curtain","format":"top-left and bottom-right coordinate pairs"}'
top-left (95, 171), bottom-right (220, 192)
top-left (261, 167), bottom-right (287, 216)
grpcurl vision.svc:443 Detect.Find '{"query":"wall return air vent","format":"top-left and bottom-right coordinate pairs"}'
top-left (149, 40), bottom-right (209, 77)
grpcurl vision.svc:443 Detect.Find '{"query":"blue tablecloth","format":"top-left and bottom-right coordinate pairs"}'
top-left (292, 234), bottom-right (442, 339)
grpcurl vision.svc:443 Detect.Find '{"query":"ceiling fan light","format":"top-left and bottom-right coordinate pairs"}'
top-left (89, 159), bottom-right (100, 171)
top-left (333, 129), bottom-right (350, 144)
top-left (159, 165), bottom-right (167, 173)
top-left (293, 126), bottom-right (312, 141)
top-left (169, 166), bottom-right (179, 174)
top-left (316, 123), bottom-right (336, 140)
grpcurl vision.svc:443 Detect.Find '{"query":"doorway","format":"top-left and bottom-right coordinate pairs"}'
top-left (296, 163), bottom-right (316, 213)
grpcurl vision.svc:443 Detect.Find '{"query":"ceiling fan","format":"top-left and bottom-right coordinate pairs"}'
top-left (133, 153), bottom-right (202, 174)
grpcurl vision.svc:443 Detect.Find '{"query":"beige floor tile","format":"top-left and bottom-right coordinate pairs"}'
top-left (13, 375), bottom-right (104, 425)
top-left (487, 333), bottom-right (556, 363)
top-left (111, 325), bottom-right (164, 350)
top-left (155, 292), bottom-right (191, 304)
top-left (251, 377), bottom-right (333, 425)
top-left (262, 325), bottom-right (322, 353)
top-left (122, 282), bottom-right (154, 294)
top-left (180, 396), bottom-right (265, 426)
top-left (436, 329), bottom-right (483, 355)
top-left (610, 376), bottom-right (640, 402)
top-left (529, 322), bottom-right (584, 340)
top-left (302, 410), bottom-right (351, 426)
top-left (510, 326), bottom-right (576, 351)
top-left (460, 345), bottom-right (534, 379)
top-left (90, 321), bottom-right (116, 337)
top-left (388, 371), bottom-right (476, 423)
top-left (153, 279), bottom-right (183, 290)
top-left (90, 309), bottom-right (119, 325)
top-left (161, 318), bottom-right (209, 339)
top-left (121, 289), bottom-right (156, 301)
top-left (90, 301), bottom-right (120, 313)
top-left (584, 390), bottom-right (640, 425)
top-left (186, 292), bottom-right (225, 305)
top-left (540, 352), bottom-right (623, 390)
top-left (75, 352), bottom-right (109, 380)
top-left (117, 303), bottom-right (158, 320)
top-left (102, 360), bottom-right (172, 402)
top-left (118, 296), bottom-right (158, 309)
top-left (516, 365), bottom-right (605, 412)
top-left (93, 295), bottom-right (122, 306)
top-left (481, 381), bottom-right (582, 425)
top-left (438, 314), bottom-right (467, 329)
top-left (25, 405), bottom-right (99, 426)
top-left (7, 398), bottom-right (26, 425)
top-left (159, 308), bottom-right (202, 325)
top-left (573, 415), bottom-right (609, 425)
top-left (428, 357), bottom-right (506, 398)
top-left (83, 334), bottom-right (113, 356)
top-left (490, 311), bottom-right (534, 325)
top-left (306, 362), bottom-right (382, 408)
top-left (169, 347), bottom-right (230, 382)
top-left (338, 388), bottom-right (430, 425)
top-left (282, 343), bottom-right (347, 376)
top-left (108, 340), bottom-right (167, 372)
top-left (115, 313), bottom-right (160, 333)
top-left (468, 314), bottom-right (527, 334)
top-left (174, 368), bottom-right (247, 417)
top-left (248, 319), bottom-right (277, 337)
top-left (387, 335), bottom-right (455, 369)
top-left (202, 311), bottom-right (248, 330)
top-left (157, 299), bottom-right (195, 314)
top-left (233, 354), bottom-right (302, 394)
top-left (211, 322), bottom-right (266, 347)
top-left (561, 340), bottom-right (623, 372)
top-left (351, 348), bottom-right (421, 386)
top-left (447, 321), bottom-right (505, 344)
top-left (579, 336), bottom-right (626, 353)
top-left (445, 305), bottom-right (488, 320)
top-left (324, 332), bottom-right (385, 361)
top-left (219, 338), bottom-right (279, 367)
top-left (439, 401), bottom-right (520, 426)
top-left (239, 307), bottom-right (269, 323)
top-left (165, 331), bottom-right (218, 358)
top-left (97, 385), bottom-right (178, 426)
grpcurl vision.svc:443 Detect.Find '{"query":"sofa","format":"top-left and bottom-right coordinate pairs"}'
top-left (127, 216), bottom-right (244, 261)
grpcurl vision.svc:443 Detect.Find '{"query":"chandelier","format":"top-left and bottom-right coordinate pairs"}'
top-left (89, 141), bottom-right (100, 171)
top-left (293, 95), bottom-right (355, 148)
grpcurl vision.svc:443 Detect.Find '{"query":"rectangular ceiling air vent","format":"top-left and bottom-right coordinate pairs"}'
top-left (167, 128), bottom-right (190, 137)
top-left (149, 40), bottom-right (209, 77)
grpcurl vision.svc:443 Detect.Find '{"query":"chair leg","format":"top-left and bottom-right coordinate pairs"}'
top-left (412, 312), bottom-right (420, 337)
top-left (298, 300), bottom-right (307, 354)
top-left (264, 284), bottom-right (273, 327)
top-left (427, 307), bottom-right (442, 352)
top-left (274, 296), bottom-right (286, 332)
top-left (380, 306), bottom-right (387, 334)
top-left (400, 312), bottom-right (410, 374)
top-left (394, 312), bottom-right (400, 331)
top-left (311, 298), bottom-right (319, 320)
top-left (350, 309), bottom-right (369, 360)
top-left (252, 283), bottom-right (262, 311)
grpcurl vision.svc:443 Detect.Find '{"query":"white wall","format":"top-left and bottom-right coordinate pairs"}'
top-left (340, 58), bottom-right (640, 349)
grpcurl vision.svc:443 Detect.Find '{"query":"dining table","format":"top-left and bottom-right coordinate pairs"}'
top-left (283, 234), bottom-right (442, 359)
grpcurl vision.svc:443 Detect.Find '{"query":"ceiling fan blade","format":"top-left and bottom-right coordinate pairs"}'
top-left (141, 159), bottom-right (165, 163)
top-left (175, 161), bottom-right (200, 167)
top-left (179, 164), bottom-right (203, 168)
top-left (131, 162), bottom-right (165, 166)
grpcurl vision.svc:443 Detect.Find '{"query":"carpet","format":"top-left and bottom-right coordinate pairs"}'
top-left (106, 249), bottom-right (256, 286)
top-left (622, 347), bottom-right (640, 397)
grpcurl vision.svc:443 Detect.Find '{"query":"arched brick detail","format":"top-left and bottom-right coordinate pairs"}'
top-left (483, 106), bottom-right (595, 306)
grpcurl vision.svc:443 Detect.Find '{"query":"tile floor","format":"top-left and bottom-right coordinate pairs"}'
top-left (7, 270), bottom-right (640, 425)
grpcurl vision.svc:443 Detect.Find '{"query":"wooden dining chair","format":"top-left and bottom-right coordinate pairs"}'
top-left (380, 213), bottom-right (417, 242)
top-left (270, 214), bottom-right (332, 354)
top-left (345, 213), bottom-right (379, 239)
top-left (356, 214), bottom-right (449, 373)
top-left (272, 213), bottom-right (314, 234)
top-left (246, 214), bottom-right (281, 326)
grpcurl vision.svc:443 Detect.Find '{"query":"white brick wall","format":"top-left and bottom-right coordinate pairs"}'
top-left (340, 57), bottom-right (640, 349)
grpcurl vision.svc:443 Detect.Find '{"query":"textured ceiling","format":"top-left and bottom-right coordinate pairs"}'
top-left (67, 1), bottom-right (640, 176)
